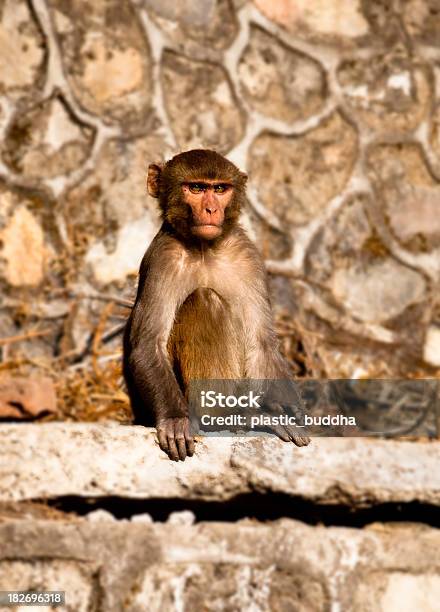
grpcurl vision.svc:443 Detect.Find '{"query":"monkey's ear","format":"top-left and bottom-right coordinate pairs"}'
top-left (240, 171), bottom-right (248, 185)
top-left (147, 163), bottom-right (163, 198)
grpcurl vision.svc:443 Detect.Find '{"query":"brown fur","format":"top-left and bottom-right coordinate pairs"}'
top-left (168, 288), bottom-right (244, 387)
top-left (123, 149), bottom-right (310, 461)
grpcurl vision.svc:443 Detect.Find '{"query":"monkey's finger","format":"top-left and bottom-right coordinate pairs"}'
top-left (185, 435), bottom-right (195, 457)
top-left (267, 424), bottom-right (290, 442)
top-left (184, 420), bottom-right (195, 456)
top-left (176, 436), bottom-right (187, 461)
top-left (291, 433), bottom-right (311, 447)
top-left (167, 433), bottom-right (180, 462)
top-left (283, 424), bottom-right (310, 447)
top-left (157, 427), bottom-right (169, 454)
top-left (174, 420), bottom-right (187, 461)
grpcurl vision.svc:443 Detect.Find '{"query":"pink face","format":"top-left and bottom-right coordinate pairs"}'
top-left (182, 180), bottom-right (234, 240)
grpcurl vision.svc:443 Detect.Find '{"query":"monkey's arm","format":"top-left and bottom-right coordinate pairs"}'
top-left (124, 236), bottom-right (195, 461)
top-left (244, 303), bottom-right (310, 447)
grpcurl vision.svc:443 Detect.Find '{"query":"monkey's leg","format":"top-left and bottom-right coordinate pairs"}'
top-left (239, 302), bottom-right (311, 447)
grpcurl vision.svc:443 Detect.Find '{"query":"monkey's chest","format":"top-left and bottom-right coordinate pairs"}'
top-left (167, 288), bottom-right (245, 385)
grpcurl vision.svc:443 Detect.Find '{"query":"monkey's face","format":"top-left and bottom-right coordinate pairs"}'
top-left (181, 181), bottom-right (234, 240)
top-left (147, 150), bottom-right (247, 243)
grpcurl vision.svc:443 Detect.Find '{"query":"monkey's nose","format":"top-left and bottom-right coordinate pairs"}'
top-left (205, 206), bottom-right (217, 214)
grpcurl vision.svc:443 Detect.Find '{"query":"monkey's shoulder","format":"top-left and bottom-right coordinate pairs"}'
top-left (216, 226), bottom-right (266, 271)
top-left (139, 229), bottom-right (187, 271)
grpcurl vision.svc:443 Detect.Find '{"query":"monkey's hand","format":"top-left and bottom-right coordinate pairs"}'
top-left (264, 401), bottom-right (311, 448)
top-left (156, 416), bottom-right (195, 461)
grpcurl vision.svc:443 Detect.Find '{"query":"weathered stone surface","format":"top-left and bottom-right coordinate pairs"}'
top-left (167, 510), bottom-right (195, 526)
top-left (238, 25), bottom-right (326, 123)
top-left (1, 518), bottom-right (440, 611)
top-left (306, 193), bottom-right (381, 282)
top-left (0, 179), bottom-right (65, 286)
top-left (85, 214), bottom-right (159, 284)
top-left (0, 560), bottom-right (94, 611)
top-left (62, 134), bottom-right (164, 283)
top-left (0, 205), bottom-right (47, 287)
top-left (63, 135), bottom-right (163, 236)
top-left (48, 0), bottom-right (152, 130)
top-left (305, 193), bottom-right (428, 326)
top-left (429, 101), bottom-right (440, 164)
top-left (248, 208), bottom-right (293, 260)
top-left (331, 258), bottom-right (426, 324)
top-left (1, 424), bottom-right (440, 505)
top-left (143, 0), bottom-right (218, 24)
top-left (402, 0), bottom-right (440, 46)
top-left (162, 51), bottom-right (245, 153)
top-left (0, 520), bottom-right (160, 612)
top-left (3, 95), bottom-right (94, 179)
top-left (361, 0), bottom-right (402, 44)
top-left (145, 0), bottom-right (238, 51)
top-left (0, 0), bottom-right (46, 97)
top-left (386, 185), bottom-right (440, 246)
top-left (85, 509), bottom-right (117, 523)
top-left (0, 193), bottom-right (64, 357)
top-left (249, 113), bottom-right (357, 226)
top-left (338, 54), bottom-right (431, 134)
top-left (253, 0), bottom-right (369, 42)
top-left (133, 559), bottom-right (329, 611)
top-left (79, 135), bottom-right (164, 224)
top-left (424, 326), bottom-right (440, 366)
top-left (349, 571), bottom-right (440, 612)
top-left (367, 143), bottom-right (440, 252)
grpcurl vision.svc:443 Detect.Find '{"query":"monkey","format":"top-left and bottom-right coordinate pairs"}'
top-left (123, 149), bottom-right (310, 461)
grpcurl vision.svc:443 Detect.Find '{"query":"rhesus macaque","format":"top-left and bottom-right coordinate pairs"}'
top-left (123, 149), bottom-right (310, 461)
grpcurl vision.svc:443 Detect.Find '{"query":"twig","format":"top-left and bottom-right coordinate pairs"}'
top-left (101, 322), bottom-right (126, 343)
top-left (54, 323), bottom-right (125, 367)
top-left (69, 291), bottom-right (134, 308)
top-left (0, 328), bottom-right (52, 346)
top-left (91, 391), bottom-right (129, 402)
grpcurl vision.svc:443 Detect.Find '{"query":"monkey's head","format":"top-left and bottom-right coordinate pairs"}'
top-left (147, 149), bottom-right (247, 242)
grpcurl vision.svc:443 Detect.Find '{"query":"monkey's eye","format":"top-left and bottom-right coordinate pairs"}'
top-left (188, 183), bottom-right (207, 194)
top-left (213, 184), bottom-right (230, 194)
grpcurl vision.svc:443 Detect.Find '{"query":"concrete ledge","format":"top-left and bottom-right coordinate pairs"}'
top-left (1, 518), bottom-right (440, 611)
top-left (1, 423), bottom-right (439, 505)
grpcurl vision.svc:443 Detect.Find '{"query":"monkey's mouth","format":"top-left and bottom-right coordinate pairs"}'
top-left (191, 224), bottom-right (222, 239)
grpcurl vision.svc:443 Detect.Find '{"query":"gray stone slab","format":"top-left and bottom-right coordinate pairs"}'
top-left (1, 518), bottom-right (440, 611)
top-left (1, 424), bottom-right (439, 505)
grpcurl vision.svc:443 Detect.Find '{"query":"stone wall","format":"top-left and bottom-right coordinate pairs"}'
top-left (1, 425), bottom-right (440, 612)
top-left (1, 0), bottom-right (440, 377)
top-left (2, 517), bottom-right (440, 611)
